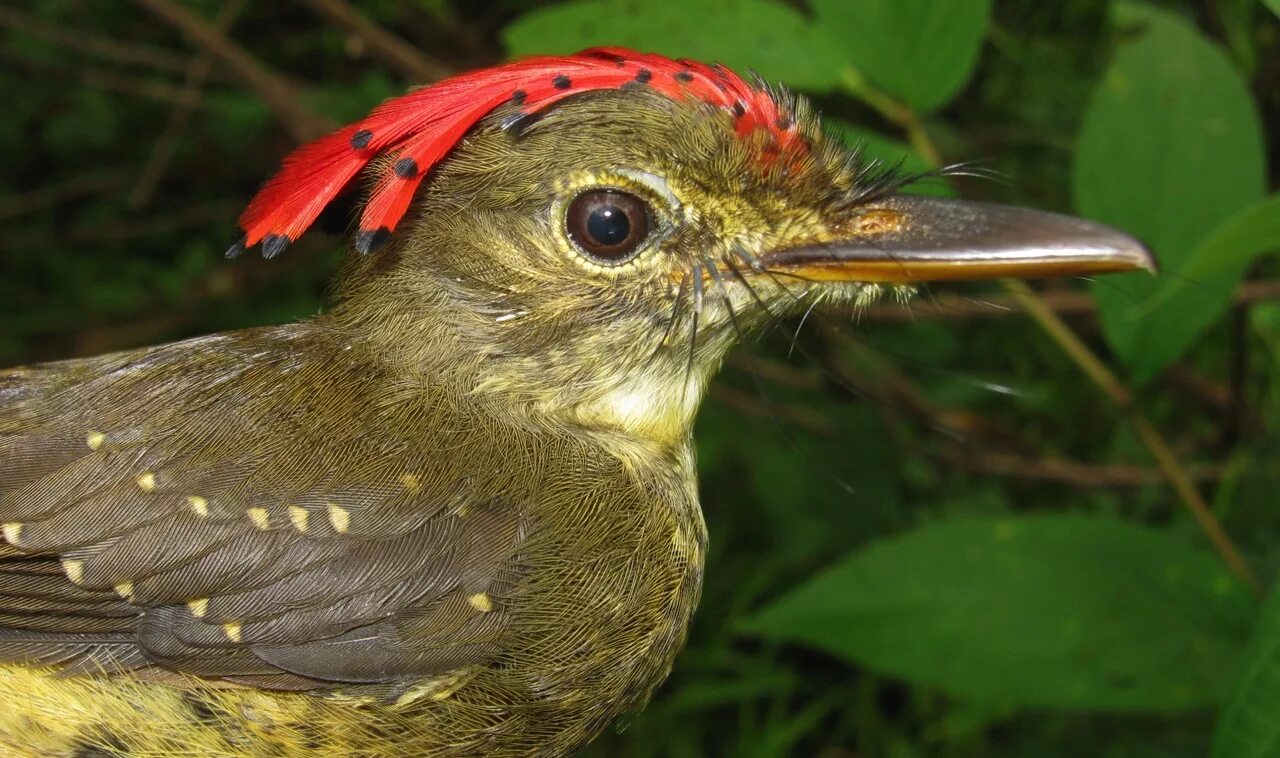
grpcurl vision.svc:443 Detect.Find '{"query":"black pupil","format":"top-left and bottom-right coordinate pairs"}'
top-left (567, 190), bottom-right (649, 263)
top-left (587, 205), bottom-right (631, 247)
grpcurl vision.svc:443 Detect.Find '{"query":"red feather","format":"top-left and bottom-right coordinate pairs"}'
top-left (231, 48), bottom-right (801, 257)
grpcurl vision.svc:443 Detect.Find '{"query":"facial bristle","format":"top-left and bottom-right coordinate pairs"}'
top-left (234, 47), bottom-right (802, 257)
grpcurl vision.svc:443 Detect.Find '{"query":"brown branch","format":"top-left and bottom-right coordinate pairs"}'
top-left (726, 353), bottom-right (823, 391)
top-left (132, 0), bottom-right (333, 142)
top-left (0, 7), bottom-right (189, 75)
top-left (128, 0), bottom-right (249, 209)
top-left (1005, 280), bottom-right (1261, 594)
top-left (709, 386), bottom-right (839, 436)
top-left (1, 50), bottom-right (217, 109)
top-left (716, 359), bottom-right (1225, 491)
top-left (939, 448), bottom-right (1226, 488)
top-left (0, 201), bottom-right (236, 250)
top-left (296, 0), bottom-right (453, 82)
top-left (860, 280), bottom-right (1280, 322)
top-left (0, 168), bottom-right (132, 222)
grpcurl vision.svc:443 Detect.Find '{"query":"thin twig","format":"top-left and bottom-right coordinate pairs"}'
top-left (736, 338), bottom-right (1226, 491)
top-left (0, 7), bottom-right (189, 75)
top-left (710, 386), bottom-right (839, 436)
top-left (0, 201), bottom-right (236, 249)
top-left (1006, 280), bottom-right (1260, 593)
top-left (1, 50), bottom-right (217, 109)
top-left (132, 0), bottom-right (333, 142)
top-left (128, 0), bottom-right (249, 208)
top-left (0, 168), bottom-right (132, 222)
top-left (843, 68), bottom-right (1261, 594)
top-left (296, 0), bottom-right (453, 82)
top-left (840, 66), bottom-right (942, 167)
top-left (859, 280), bottom-right (1280, 322)
top-left (940, 447), bottom-right (1226, 488)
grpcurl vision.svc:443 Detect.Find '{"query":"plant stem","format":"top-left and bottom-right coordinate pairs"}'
top-left (840, 67), bottom-right (943, 167)
top-left (1006, 281), bottom-right (1260, 593)
top-left (840, 72), bottom-right (1261, 594)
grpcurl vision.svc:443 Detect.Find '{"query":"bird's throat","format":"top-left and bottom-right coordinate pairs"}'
top-left (570, 368), bottom-right (711, 448)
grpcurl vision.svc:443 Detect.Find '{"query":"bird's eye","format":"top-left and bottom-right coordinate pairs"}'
top-left (565, 189), bottom-right (652, 264)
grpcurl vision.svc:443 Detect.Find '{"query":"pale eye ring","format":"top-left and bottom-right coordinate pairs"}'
top-left (565, 189), bottom-right (652, 264)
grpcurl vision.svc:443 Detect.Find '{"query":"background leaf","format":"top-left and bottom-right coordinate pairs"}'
top-left (1213, 583), bottom-right (1280, 757)
top-left (1073, 2), bottom-right (1266, 373)
top-left (811, 0), bottom-right (992, 111)
top-left (830, 122), bottom-right (953, 197)
top-left (2, 2), bottom-right (1277, 755)
top-left (738, 515), bottom-right (1256, 711)
top-left (502, 0), bottom-right (845, 90)
top-left (1119, 196), bottom-right (1280, 381)
top-left (1265, 0), bottom-right (1280, 20)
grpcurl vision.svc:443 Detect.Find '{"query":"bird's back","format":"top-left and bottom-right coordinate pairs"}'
top-left (0, 324), bottom-right (705, 756)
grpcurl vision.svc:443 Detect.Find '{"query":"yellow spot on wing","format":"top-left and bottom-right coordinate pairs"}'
top-left (114, 581), bottom-right (135, 601)
top-left (136, 472), bottom-right (157, 492)
top-left (288, 505), bottom-right (309, 533)
top-left (223, 622), bottom-right (242, 643)
top-left (86, 431), bottom-right (106, 450)
top-left (327, 504), bottom-right (350, 534)
top-left (62, 559), bottom-right (83, 584)
top-left (1, 523), bottom-right (21, 545)
top-left (247, 507), bottom-right (269, 530)
top-left (400, 473), bottom-right (422, 493)
top-left (467, 592), bottom-right (493, 613)
top-left (188, 598), bottom-right (209, 618)
top-left (187, 495), bottom-right (209, 517)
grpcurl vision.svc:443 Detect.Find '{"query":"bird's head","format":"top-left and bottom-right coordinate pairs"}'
top-left (232, 49), bottom-right (1154, 447)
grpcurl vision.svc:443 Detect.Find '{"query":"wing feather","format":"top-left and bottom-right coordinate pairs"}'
top-left (0, 327), bottom-right (529, 688)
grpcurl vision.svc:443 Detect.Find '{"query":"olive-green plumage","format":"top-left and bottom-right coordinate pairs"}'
top-left (0, 73), bottom-right (1153, 755)
top-left (0, 89), bottom-right (893, 756)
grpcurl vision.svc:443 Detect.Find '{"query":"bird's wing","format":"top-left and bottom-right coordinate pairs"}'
top-left (0, 329), bottom-right (530, 690)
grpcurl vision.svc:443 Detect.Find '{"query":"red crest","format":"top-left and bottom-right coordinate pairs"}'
top-left (230, 48), bottom-right (800, 257)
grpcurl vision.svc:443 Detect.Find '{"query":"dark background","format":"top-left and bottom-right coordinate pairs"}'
top-left (2, 1), bottom-right (1278, 755)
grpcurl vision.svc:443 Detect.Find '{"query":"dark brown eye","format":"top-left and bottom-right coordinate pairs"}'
top-left (565, 189), bottom-right (651, 263)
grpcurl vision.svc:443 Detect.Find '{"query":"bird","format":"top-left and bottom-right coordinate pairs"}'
top-left (0, 48), bottom-right (1153, 757)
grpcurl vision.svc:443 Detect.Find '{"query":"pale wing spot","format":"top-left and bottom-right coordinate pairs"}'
top-left (62, 559), bottom-right (84, 584)
top-left (288, 506), bottom-right (309, 533)
top-left (223, 622), bottom-right (243, 643)
top-left (86, 431), bottom-right (106, 451)
top-left (247, 507), bottom-right (270, 530)
top-left (467, 592), bottom-right (493, 613)
top-left (400, 473), bottom-right (422, 493)
top-left (187, 496), bottom-right (209, 517)
top-left (1, 523), bottom-right (22, 545)
top-left (327, 504), bottom-right (351, 534)
top-left (391, 670), bottom-right (477, 709)
top-left (113, 581), bottom-right (135, 601)
top-left (188, 598), bottom-right (209, 618)
top-left (136, 472), bottom-right (157, 493)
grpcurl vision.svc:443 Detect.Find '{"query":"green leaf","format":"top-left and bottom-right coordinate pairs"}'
top-left (830, 122), bottom-right (952, 197)
top-left (738, 515), bottom-right (1255, 711)
top-left (1073, 2), bottom-right (1265, 372)
top-left (502, 0), bottom-right (845, 91)
top-left (1120, 196), bottom-right (1280, 381)
top-left (1213, 582), bottom-right (1280, 757)
top-left (811, 0), bottom-right (992, 111)
top-left (1265, 0), bottom-right (1280, 19)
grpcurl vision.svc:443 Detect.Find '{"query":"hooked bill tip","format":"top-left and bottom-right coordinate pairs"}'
top-left (354, 227), bottom-right (391, 255)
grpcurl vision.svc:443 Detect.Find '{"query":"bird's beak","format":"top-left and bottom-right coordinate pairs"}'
top-left (758, 195), bottom-right (1157, 283)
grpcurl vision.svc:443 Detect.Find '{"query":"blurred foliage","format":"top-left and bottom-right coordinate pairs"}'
top-left (1, 0), bottom-right (1278, 755)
